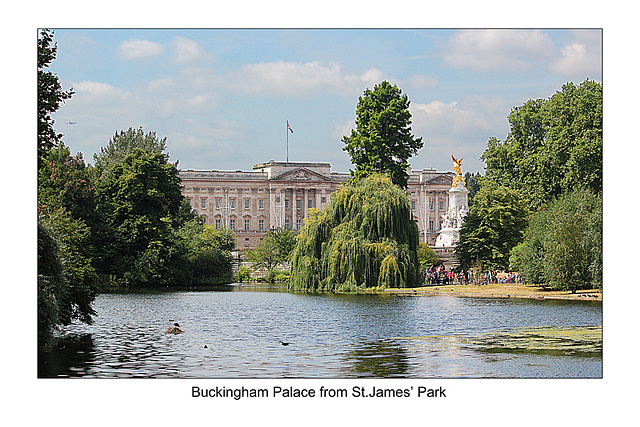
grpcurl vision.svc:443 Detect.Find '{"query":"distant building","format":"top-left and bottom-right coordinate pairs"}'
top-left (179, 161), bottom-right (454, 252)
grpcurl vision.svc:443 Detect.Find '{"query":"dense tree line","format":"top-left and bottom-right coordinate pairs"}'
top-left (455, 181), bottom-right (530, 271)
top-left (481, 79), bottom-right (602, 210)
top-left (456, 79), bottom-right (602, 291)
top-left (37, 30), bottom-right (233, 349)
top-left (509, 189), bottom-right (602, 292)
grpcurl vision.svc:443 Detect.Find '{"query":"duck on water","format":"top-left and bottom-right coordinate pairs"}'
top-left (166, 322), bottom-right (183, 334)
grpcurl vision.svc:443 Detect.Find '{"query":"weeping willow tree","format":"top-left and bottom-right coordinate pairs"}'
top-left (289, 174), bottom-right (421, 292)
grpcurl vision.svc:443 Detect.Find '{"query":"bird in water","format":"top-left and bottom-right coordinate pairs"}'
top-left (166, 322), bottom-right (183, 334)
top-left (279, 340), bottom-right (290, 346)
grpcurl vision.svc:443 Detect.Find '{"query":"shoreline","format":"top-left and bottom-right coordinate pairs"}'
top-left (385, 283), bottom-right (602, 301)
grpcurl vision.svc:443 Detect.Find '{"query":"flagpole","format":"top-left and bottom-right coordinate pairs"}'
top-left (286, 121), bottom-right (289, 162)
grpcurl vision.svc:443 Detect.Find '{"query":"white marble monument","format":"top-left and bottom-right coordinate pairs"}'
top-left (435, 155), bottom-right (469, 247)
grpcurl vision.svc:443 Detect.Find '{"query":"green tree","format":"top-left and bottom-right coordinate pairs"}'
top-left (174, 219), bottom-right (235, 285)
top-left (38, 29), bottom-right (74, 168)
top-left (38, 222), bottom-right (67, 348)
top-left (37, 29), bottom-right (97, 349)
top-left (342, 81), bottom-right (423, 189)
top-left (289, 174), bottom-right (420, 292)
top-left (482, 79), bottom-right (602, 209)
top-left (417, 242), bottom-right (438, 271)
top-left (510, 188), bottom-right (602, 292)
top-left (94, 127), bottom-right (168, 179)
top-left (245, 227), bottom-right (296, 271)
top-left (38, 143), bottom-right (96, 223)
top-left (94, 147), bottom-right (184, 285)
top-left (456, 182), bottom-right (530, 271)
top-left (464, 171), bottom-right (482, 207)
top-left (39, 209), bottom-right (98, 325)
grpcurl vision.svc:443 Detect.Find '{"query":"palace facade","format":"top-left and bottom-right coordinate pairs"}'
top-left (179, 161), bottom-right (454, 252)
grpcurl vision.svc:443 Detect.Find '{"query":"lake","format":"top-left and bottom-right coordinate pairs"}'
top-left (38, 284), bottom-right (602, 378)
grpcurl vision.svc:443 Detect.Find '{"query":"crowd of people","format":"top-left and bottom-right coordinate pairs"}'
top-left (424, 265), bottom-right (523, 286)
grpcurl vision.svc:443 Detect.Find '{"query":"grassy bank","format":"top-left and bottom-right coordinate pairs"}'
top-left (385, 282), bottom-right (602, 301)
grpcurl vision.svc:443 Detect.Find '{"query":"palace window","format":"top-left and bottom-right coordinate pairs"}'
top-left (285, 199), bottom-right (290, 209)
top-left (429, 199), bottom-right (434, 210)
top-left (439, 201), bottom-right (444, 211)
top-left (230, 219), bottom-right (236, 230)
top-left (259, 199), bottom-right (264, 209)
top-left (259, 219), bottom-right (264, 231)
top-left (429, 220), bottom-right (434, 231)
top-left (296, 199), bottom-right (302, 210)
top-left (245, 199), bottom-right (250, 209)
top-left (201, 198), bottom-right (207, 209)
top-left (285, 219), bottom-right (290, 229)
top-left (308, 199), bottom-right (313, 209)
top-left (411, 200), bottom-right (416, 210)
top-left (296, 219), bottom-right (302, 230)
top-left (215, 219), bottom-right (221, 229)
top-left (215, 198), bottom-right (221, 209)
top-left (245, 219), bottom-right (250, 230)
top-left (230, 199), bottom-right (236, 209)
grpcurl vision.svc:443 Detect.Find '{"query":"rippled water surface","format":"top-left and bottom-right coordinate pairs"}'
top-left (39, 284), bottom-right (602, 378)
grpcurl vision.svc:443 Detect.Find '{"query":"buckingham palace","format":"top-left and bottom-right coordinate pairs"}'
top-left (179, 161), bottom-right (454, 251)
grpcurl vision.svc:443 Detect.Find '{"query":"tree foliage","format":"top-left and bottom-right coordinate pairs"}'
top-left (342, 81), bottom-right (423, 189)
top-left (481, 79), bottom-right (602, 209)
top-left (455, 182), bottom-right (530, 271)
top-left (38, 29), bottom-right (74, 167)
top-left (417, 242), bottom-right (439, 270)
top-left (174, 219), bottom-right (235, 285)
top-left (39, 210), bottom-right (98, 324)
top-left (38, 143), bottom-right (96, 223)
top-left (38, 221), bottom-right (67, 348)
top-left (289, 174), bottom-right (421, 292)
top-left (464, 172), bottom-right (482, 207)
top-left (510, 188), bottom-right (602, 292)
top-left (93, 148), bottom-right (185, 285)
top-left (246, 227), bottom-right (297, 271)
top-left (94, 127), bottom-right (168, 178)
top-left (37, 29), bottom-right (97, 349)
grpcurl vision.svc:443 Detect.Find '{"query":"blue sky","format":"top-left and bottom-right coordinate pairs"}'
top-left (48, 28), bottom-right (601, 175)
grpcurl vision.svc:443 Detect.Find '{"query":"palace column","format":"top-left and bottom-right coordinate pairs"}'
top-left (315, 188), bottom-right (322, 211)
top-left (291, 187), bottom-right (297, 229)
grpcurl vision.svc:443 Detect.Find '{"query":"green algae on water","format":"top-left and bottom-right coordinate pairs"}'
top-left (394, 326), bottom-right (602, 357)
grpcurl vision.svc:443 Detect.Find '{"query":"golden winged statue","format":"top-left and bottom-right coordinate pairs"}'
top-left (451, 155), bottom-right (466, 187)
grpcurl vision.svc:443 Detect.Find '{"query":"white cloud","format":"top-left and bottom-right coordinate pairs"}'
top-left (220, 60), bottom-right (392, 96)
top-left (443, 29), bottom-right (555, 72)
top-left (170, 36), bottom-right (213, 64)
top-left (412, 100), bottom-right (490, 136)
top-left (117, 39), bottom-right (164, 60)
top-left (331, 119), bottom-right (355, 141)
top-left (408, 74), bottom-right (438, 89)
top-left (549, 31), bottom-right (602, 77)
top-left (358, 68), bottom-right (388, 87)
top-left (147, 76), bottom-right (176, 92)
top-left (230, 60), bottom-right (344, 96)
top-left (73, 81), bottom-right (130, 100)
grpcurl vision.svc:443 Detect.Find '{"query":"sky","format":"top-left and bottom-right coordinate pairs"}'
top-left (47, 28), bottom-right (602, 175)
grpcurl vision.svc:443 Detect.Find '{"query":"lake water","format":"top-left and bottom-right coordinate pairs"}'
top-left (38, 284), bottom-right (602, 378)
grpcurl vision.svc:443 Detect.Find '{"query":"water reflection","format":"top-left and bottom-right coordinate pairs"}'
top-left (38, 333), bottom-right (96, 378)
top-left (346, 339), bottom-right (410, 378)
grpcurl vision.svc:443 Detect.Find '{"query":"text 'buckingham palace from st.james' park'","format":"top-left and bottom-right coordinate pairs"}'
top-left (179, 161), bottom-right (454, 252)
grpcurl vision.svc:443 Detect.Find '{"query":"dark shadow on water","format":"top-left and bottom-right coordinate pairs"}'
top-left (345, 339), bottom-right (410, 378)
top-left (38, 333), bottom-right (96, 378)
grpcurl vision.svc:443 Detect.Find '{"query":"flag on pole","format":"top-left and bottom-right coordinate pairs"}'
top-left (287, 121), bottom-right (294, 133)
